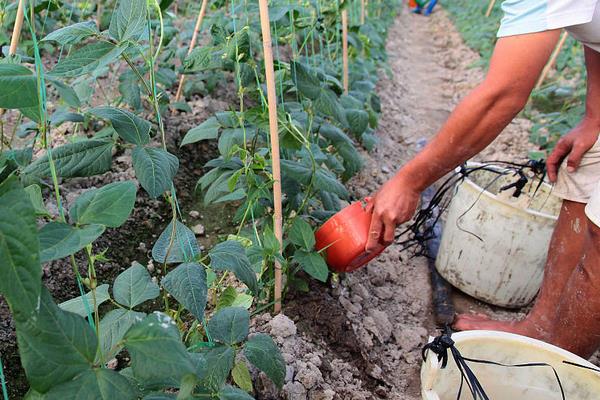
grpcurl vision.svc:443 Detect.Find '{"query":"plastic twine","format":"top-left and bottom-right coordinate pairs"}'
top-left (422, 331), bottom-right (566, 400)
top-left (0, 356), bottom-right (8, 400)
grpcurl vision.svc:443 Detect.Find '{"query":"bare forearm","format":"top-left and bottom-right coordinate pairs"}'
top-left (396, 82), bottom-right (526, 191)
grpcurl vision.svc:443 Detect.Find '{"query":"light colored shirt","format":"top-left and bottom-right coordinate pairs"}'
top-left (497, 0), bottom-right (600, 52)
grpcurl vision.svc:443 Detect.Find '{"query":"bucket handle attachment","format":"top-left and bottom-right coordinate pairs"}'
top-left (422, 331), bottom-right (566, 400)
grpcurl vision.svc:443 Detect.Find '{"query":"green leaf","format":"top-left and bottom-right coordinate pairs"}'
top-left (0, 64), bottom-right (39, 109)
top-left (181, 117), bottom-right (221, 146)
top-left (290, 61), bottom-right (321, 100)
top-left (216, 286), bottom-right (237, 310)
top-left (231, 362), bottom-right (253, 393)
top-left (280, 160), bottom-right (348, 198)
top-left (124, 312), bottom-right (195, 384)
top-left (44, 368), bottom-right (139, 400)
top-left (346, 109), bottom-right (369, 137)
top-left (152, 221), bottom-right (201, 264)
top-left (16, 288), bottom-right (98, 392)
top-left (109, 0), bottom-right (148, 43)
top-left (209, 241), bottom-right (258, 293)
top-left (243, 334), bottom-right (285, 389)
top-left (49, 42), bottom-right (125, 78)
top-left (89, 107), bottom-right (151, 145)
top-left (219, 385), bottom-right (255, 400)
top-left (207, 307), bottom-right (249, 345)
top-left (161, 262), bottom-right (207, 320)
top-left (0, 176), bottom-right (41, 321)
top-left (289, 218), bottom-right (315, 250)
top-left (39, 222), bottom-right (105, 262)
top-left (99, 309), bottom-right (146, 360)
top-left (113, 262), bottom-right (160, 308)
top-left (23, 140), bottom-right (113, 182)
top-left (24, 184), bottom-right (50, 217)
top-left (132, 146), bottom-right (179, 198)
top-left (59, 284), bottom-right (110, 317)
top-left (293, 249), bottom-right (328, 282)
top-left (69, 181), bottom-right (137, 227)
top-left (197, 345), bottom-right (235, 391)
top-left (314, 88), bottom-right (346, 125)
top-left (41, 21), bottom-right (99, 46)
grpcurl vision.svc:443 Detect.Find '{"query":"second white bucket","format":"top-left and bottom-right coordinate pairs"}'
top-left (436, 163), bottom-right (561, 308)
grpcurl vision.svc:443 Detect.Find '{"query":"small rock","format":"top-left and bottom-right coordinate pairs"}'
top-left (394, 325), bottom-right (428, 351)
top-left (285, 365), bottom-right (295, 383)
top-left (137, 242), bottom-right (146, 251)
top-left (147, 260), bottom-right (155, 273)
top-left (269, 314), bottom-right (297, 338)
top-left (339, 296), bottom-right (362, 314)
top-left (283, 382), bottom-right (308, 400)
top-left (352, 283), bottom-right (370, 300)
top-left (381, 165), bottom-right (391, 173)
top-left (309, 389), bottom-right (335, 400)
top-left (189, 210), bottom-right (200, 218)
top-left (374, 286), bottom-right (393, 300)
top-left (295, 362), bottom-right (322, 389)
top-left (106, 358), bottom-right (118, 369)
top-left (192, 224), bottom-right (205, 236)
top-left (368, 310), bottom-right (393, 343)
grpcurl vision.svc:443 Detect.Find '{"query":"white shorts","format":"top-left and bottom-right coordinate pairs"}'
top-left (553, 137), bottom-right (600, 226)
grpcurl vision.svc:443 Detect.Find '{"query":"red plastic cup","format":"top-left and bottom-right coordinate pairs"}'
top-left (315, 200), bottom-right (387, 273)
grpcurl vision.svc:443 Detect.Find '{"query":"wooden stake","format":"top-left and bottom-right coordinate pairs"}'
top-left (360, 0), bottom-right (365, 24)
top-left (9, 0), bottom-right (25, 56)
top-left (535, 31), bottom-right (568, 90)
top-left (342, 7), bottom-right (349, 94)
top-left (96, 4), bottom-right (102, 29)
top-left (484, 0), bottom-right (496, 17)
top-left (258, 0), bottom-right (283, 314)
top-left (174, 0), bottom-right (210, 101)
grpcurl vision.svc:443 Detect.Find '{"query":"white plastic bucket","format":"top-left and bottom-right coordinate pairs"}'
top-left (421, 331), bottom-right (600, 400)
top-left (436, 163), bottom-right (561, 307)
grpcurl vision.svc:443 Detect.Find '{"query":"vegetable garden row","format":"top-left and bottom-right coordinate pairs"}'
top-left (0, 0), bottom-right (398, 398)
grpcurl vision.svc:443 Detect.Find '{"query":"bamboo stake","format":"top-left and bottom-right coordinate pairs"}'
top-left (342, 6), bottom-right (349, 94)
top-left (9, 0), bottom-right (25, 56)
top-left (360, 0), bottom-right (365, 24)
top-left (258, 0), bottom-right (283, 314)
top-left (174, 0), bottom-right (210, 101)
top-left (96, 4), bottom-right (102, 29)
top-left (535, 31), bottom-right (568, 90)
top-left (484, 0), bottom-right (496, 17)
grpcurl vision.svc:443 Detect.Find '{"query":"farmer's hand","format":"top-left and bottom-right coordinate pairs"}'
top-left (547, 118), bottom-right (600, 182)
top-left (365, 174), bottom-right (420, 252)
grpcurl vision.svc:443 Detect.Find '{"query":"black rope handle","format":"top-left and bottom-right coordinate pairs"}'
top-left (422, 331), bottom-right (566, 400)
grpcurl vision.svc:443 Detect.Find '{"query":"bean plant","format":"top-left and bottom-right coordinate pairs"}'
top-left (0, 0), bottom-right (399, 397)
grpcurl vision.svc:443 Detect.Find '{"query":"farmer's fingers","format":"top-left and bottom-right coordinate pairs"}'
top-left (382, 219), bottom-right (396, 245)
top-left (546, 140), bottom-right (571, 182)
top-left (365, 215), bottom-right (384, 253)
top-left (566, 141), bottom-right (591, 172)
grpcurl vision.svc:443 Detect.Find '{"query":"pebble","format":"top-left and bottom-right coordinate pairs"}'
top-left (189, 210), bottom-right (200, 218)
top-left (283, 382), bottom-right (307, 400)
top-left (393, 325), bottom-right (428, 351)
top-left (192, 224), bottom-right (205, 236)
top-left (369, 309), bottom-right (393, 343)
top-left (269, 314), bottom-right (297, 338)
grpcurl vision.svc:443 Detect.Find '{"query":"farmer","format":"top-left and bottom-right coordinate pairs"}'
top-left (365, 0), bottom-right (600, 359)
top-left (411, 0), bottom-right (439, 16)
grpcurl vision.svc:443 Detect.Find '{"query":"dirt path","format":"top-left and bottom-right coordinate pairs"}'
top-left (250, 6), bottom-right (541, 400)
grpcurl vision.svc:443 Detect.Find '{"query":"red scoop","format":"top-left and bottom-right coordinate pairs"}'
top-left (315, 200), bottom-right (386, 273)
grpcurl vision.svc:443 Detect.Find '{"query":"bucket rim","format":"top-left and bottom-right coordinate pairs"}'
top-left (457, 162), bottom-right (559, 221)
top-left (444, 330), bottom-right (597, 368)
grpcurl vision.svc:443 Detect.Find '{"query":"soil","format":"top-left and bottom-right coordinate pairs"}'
top-left (2, 4), bottom-right (597, 400)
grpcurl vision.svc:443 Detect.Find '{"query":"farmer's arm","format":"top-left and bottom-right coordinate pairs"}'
top-left (546, 46), bottom-right (600, 182)
top-left (365, 30), bottom-right (561, 251)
